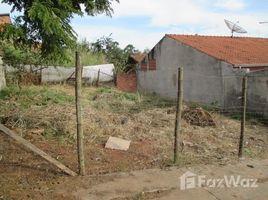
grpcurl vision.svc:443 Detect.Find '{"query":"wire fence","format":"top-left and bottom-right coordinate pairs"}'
top-left (172, 67), bottom-right (267, 163)
top-left (0, 66), bottom-right (267, 180)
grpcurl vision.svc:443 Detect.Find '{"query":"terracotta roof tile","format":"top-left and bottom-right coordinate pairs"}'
top-left (167, 34), bottom-right (268, 65)
top-left (131, 53), bottom-right (146, 63)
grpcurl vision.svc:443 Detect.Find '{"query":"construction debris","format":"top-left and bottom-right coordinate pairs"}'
top-left (182, 107), bottom-right (216, 127)
top-left (105, 136), bottom-right (131, 151)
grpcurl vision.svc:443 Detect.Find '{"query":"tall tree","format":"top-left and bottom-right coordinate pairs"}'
top-left (0, 0), bottom-right (119, 61)
top-left (91, 35), bottom-right (139, 73)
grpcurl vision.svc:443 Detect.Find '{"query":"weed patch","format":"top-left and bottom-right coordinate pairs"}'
top-left (89, 87), bottom-right (175, 113)
top-left (0, 85), bottom-right (74, 109)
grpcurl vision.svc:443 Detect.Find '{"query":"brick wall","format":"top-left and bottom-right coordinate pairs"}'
top-left (148, 59), bottom-right (156, 70)
top-left (140, 62), bottom-right (147, 71)
top-left (116, 72), bottom-right (137, 92)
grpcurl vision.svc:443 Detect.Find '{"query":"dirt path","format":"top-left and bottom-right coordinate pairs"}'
top-left (67, 159), bottom-right (268, 200)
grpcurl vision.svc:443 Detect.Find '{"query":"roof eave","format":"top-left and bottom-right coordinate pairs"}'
top-left (233, 63), bottom-right (268, 68)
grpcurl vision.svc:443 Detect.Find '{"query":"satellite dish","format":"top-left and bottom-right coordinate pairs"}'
top-left (224, 19), bottom-right (247, 37)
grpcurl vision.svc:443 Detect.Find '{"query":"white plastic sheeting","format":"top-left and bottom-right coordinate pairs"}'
top-left (41, 66), bottom-right (74, 83)
top-left (41, 64), bottom-right (114, 83)
top-left (82, 64), bottom-right (114, 83)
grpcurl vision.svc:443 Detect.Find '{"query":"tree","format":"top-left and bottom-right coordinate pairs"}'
top-left (91, 36), bottom-right (139, 73)
top-left (0, 38), bottom-right (106, 69)
top-left (0, 0), bottom-right (119, 61)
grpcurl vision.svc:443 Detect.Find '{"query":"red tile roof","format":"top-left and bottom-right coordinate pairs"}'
top-left (131, 53), bottom-right (146, 63)
top-left (0, 14), bottom-right (11, 26)
top-left (167, 34), bottom-right (268, 65)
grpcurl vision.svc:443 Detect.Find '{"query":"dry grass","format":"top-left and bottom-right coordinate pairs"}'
top-left (0, 84), bottom-right (267, 167)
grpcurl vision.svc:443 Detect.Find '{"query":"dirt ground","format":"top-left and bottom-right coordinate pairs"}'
top-left (0, 84), bottom-right (267, 199)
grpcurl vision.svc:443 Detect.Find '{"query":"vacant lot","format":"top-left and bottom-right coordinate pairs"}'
top-left (0, 84), bottom-right (267, 199)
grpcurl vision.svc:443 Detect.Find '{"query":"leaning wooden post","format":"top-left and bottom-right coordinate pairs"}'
top-left (75, 51), bottom-right (85, 175)
top-left (96, 69), bottom-right (100, 87)
top-left (238, 75), bottom-right (247, 158)
top-left (174, 67), bottom-right (183, 163)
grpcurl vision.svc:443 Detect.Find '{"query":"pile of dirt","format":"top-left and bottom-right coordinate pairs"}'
top-left (182, 107), bottom-right (216, 127)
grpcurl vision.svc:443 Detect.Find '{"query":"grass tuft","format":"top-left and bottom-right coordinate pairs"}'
top-left (0, 85), bottom-right (74, 109)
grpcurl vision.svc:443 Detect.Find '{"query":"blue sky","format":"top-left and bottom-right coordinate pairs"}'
top-left (1, 0), bottom-right (268, 50)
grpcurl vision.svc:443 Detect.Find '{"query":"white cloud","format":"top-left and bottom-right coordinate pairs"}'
top-left (2, 0), bottom-right (268, 51)
top-left (0, 3), bottom-right (12, 13)
top-left (72, 25), bottom-right (164, 50)
top-left (73, 0), bottom-right (268, 50)
top-left (112, 0), bottom-right (205, 26)
top-left (214, 0), bottom-right (246, 11)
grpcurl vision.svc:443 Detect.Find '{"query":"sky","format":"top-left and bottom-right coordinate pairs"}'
top-left (1, 0), bottom-right (268, 51)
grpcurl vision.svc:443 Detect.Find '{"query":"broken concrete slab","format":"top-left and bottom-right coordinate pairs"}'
top-left (105, 136), bottom-right (131, 151)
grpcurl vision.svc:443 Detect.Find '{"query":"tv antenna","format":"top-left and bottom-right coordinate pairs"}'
top-left (224, 19), bottom-right (247, 37)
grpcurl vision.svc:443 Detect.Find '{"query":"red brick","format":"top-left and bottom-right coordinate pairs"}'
top-left (140, 63), bottom-right (147, 71)
top-left (148, 59), bottom-right (156, 70)
top-left (117, 72), bottom-right (137, 92)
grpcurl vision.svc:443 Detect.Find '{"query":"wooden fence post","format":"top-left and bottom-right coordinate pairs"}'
top-left (75, 51), bottom-right (85, 175)
top-left (96, 69), bottom-right (100, 87)
top-left (113, 69), bottom-right (117, 86)
top-left (238, 75), bottom-right (247, 158)
top-left (174, 67), bottom-right (183, 163)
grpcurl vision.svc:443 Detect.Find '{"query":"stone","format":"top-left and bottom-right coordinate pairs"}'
top-left (105, 137), bottom-right (131, 151)
top-left (120, 117), bottom-right (128, 125)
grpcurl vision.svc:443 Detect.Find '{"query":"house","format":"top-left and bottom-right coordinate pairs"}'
top-left (124, 53), bottom-right (146, 73)
top-left (116, 53), bottom-right (146, 92)
top-left (129, 53), bottom-right (146, 65)
top-left (137, 34), bottom-right (268, 114)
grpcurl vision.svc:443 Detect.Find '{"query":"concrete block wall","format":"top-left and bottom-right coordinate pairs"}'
top-left (0, 56), bottom-right (6, 90)
top-left (247, 70), bottom-right (268, 117)
top-left (138, 36), bottom-right (225, 106)
top-left (137, 35), bottom-right (267, 114)
top-left (220, 62), bottom-right (246, 109)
